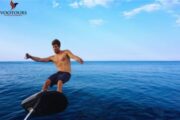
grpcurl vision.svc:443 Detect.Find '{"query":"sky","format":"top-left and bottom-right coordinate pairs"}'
top-left (0, 0), bottom-right (180, 61)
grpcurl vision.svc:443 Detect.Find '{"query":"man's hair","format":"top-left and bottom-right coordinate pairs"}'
top-left (52, 39), bottom-right (61, 47)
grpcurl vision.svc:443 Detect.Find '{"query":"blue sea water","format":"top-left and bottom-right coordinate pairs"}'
top-left (0, 61), bottom-right (180, 120)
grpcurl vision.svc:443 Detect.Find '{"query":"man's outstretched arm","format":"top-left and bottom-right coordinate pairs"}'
top-left (66, 50), bottom-right (84, 64)
top-left (25, 53), bottom-right (52, 62)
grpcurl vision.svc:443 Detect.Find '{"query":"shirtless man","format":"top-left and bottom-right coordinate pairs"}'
top-left (25, 39), bottom-right (84, 93)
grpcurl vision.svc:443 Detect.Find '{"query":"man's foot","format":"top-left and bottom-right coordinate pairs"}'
top-left (41, 89), bottom-right (48, 92)
top-left (57, 90), bottom-right (62, 93)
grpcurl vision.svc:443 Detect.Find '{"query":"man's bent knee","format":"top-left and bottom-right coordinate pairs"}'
top-left (45, 79), bottom-right (51, 86)
top-left (42, 79), bottom-right (51, 91)
top-left (57, 80), bottom-right (63, 84)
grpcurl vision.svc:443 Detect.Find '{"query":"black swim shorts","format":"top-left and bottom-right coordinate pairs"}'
top-left (48, 71), bottom-right (71, 87)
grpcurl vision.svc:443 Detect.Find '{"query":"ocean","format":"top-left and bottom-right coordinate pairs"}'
top-left (0, 61), bottom-right (180, 120)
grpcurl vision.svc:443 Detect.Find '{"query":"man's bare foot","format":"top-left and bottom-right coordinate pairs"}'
top-left (41, 89), bottom-right (48, 92)
top-left (57, 90), bottom-right (62, 93)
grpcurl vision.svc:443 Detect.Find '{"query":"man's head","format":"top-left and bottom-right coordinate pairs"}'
top-left (52, 39), bottom-right (61, 54)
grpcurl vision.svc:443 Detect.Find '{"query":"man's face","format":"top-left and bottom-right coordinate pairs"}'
top-left (53, 44), bottom-right (60, 54)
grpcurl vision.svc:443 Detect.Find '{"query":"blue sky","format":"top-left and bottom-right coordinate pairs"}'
top-left (0, 0), bottom-right (180, 61)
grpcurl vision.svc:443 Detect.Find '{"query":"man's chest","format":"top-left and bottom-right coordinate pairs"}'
top-left (53, 54), bottom-right (69, 63)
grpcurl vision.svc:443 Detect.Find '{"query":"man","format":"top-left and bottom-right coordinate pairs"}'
top-left (25, 39), bottom-right (84, 93)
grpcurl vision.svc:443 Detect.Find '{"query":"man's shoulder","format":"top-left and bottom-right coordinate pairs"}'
top-left (63, 49), bottom-right (71, 54)
top-left (49, 55), bottom-right (55, 58)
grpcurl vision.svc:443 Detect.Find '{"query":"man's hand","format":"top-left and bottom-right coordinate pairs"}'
top-left (25, 53), bottom-right (32, 59)
top-left (78, 58), bottom-right (84, 64)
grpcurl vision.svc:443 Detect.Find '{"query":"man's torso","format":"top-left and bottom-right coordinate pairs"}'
top-left (51, 50), bottom-right (71, 73)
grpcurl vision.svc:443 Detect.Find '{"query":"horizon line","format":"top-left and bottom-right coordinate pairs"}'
top-left (0, 60), bottom-right (180, 62)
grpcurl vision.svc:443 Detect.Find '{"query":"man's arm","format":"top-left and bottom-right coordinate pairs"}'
top-left (66, 50), bottom-right (84, 64)
top-left (25, 53), bottom-right (53, 62)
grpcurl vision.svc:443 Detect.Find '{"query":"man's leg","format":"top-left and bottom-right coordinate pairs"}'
top-left (57, 80), bottom-right (63, 93)
top-left (42, 79), bottom-right (51, 91)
